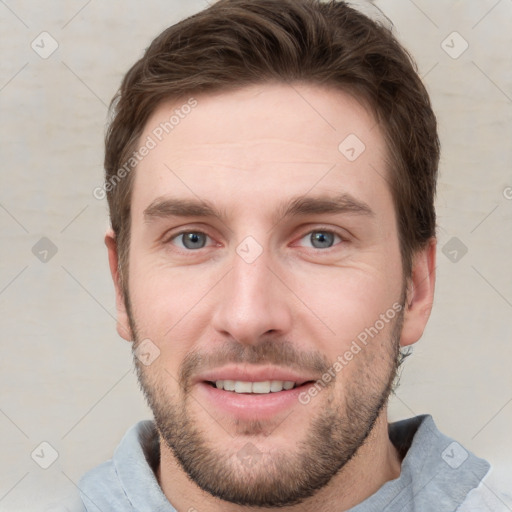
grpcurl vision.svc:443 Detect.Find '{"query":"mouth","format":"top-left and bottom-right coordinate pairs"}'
top-left (194, 366), bottom-right (321, 420)
top-left (204, 379), bottom-right (315, 394)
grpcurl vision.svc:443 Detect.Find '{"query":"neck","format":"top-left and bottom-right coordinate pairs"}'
top-left (157, 408), bottom-right (402, 512)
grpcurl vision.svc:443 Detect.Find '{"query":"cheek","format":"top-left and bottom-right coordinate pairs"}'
top-left (127, 259), bottom-right (216, 346)
top-left (325, 314), bottom-right (402, 400)
top-left (292, 263), bottom-right (402, 343)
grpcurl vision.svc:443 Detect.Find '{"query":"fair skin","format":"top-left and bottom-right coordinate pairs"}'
top-left (106, 83), bottom-right (436, 511)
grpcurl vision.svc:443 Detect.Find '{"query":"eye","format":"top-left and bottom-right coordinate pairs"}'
top-left (298, 230), bottom-right (342, 249)
top-left (170, 231), bottom-right (212, 250)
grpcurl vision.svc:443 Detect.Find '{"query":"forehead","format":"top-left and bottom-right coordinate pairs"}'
top-left (132, 83), bottom-right (391, 218)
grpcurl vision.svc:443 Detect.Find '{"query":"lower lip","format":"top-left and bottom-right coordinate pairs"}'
top-left (196, 382), bottom-right (314, 421)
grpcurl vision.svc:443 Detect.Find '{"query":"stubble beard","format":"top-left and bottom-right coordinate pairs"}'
top-left (127, 298), bottom-right (404, 507)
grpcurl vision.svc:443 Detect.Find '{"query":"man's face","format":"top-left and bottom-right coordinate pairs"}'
top-left (120, 83), bottom-right (409, 506)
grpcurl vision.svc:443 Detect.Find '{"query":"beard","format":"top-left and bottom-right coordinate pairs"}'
top-left (127, 297), bottom-right (404, 508)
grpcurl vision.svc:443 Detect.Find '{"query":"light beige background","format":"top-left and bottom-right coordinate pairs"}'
top-left (0, 1), bottom-right (511, 510)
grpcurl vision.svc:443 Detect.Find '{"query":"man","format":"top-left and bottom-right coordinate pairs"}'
top-left (77, 0), bottom-right (505, 510)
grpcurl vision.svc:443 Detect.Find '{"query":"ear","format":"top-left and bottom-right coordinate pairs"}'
top-left (400, 238), bottom-right (436, 347)
top-left (105, 229), bottom-right (133, 342)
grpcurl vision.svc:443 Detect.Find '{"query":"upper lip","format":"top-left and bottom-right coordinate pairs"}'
top-left (194, 365), bottom-right (318, 386)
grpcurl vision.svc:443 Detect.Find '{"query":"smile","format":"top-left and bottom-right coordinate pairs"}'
top-left (208, 380), bottom-right (301, 393)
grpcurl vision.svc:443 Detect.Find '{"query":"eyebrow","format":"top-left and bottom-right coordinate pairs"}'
top-left (143, 193), bottom-right (375, 225)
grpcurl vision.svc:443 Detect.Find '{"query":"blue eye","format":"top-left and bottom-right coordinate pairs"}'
top-left (167, 229), bottom-right (342, 252)
top-left (300, 230), bottom-right (341, 249)
top-left (173, 232), bottom-right (209, 250)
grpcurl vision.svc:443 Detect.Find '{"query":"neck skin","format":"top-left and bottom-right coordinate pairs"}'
top-left (156, 407), bottom-right (403, 512)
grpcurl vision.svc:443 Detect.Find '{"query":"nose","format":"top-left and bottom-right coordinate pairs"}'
top-left (211, 248), bottom-right (293, 345)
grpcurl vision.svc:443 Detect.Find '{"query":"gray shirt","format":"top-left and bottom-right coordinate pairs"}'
top-left (76, 414), bottom-right (504, 511)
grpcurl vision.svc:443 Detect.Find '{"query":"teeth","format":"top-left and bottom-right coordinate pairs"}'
top-left (235, 381), bottom-right (253, 393)
top-left (213, 380), bottom-right (297, 393)
top-left (252, 381), bottom-right (271, 393)
top-left (223, 380), bottom-right (235, 391)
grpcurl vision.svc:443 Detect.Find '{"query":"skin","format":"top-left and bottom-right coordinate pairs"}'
top-left (106, 83), bottom-right (436, 511)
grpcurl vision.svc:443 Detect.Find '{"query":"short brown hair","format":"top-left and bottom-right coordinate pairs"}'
top-left (104, 0), bottom-right (439, 291)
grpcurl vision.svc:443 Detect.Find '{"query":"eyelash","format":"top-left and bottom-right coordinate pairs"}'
top-left (164, 226), bottom-right (347, 252)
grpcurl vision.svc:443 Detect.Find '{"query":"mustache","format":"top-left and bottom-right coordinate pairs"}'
top-left (179, 338), bottom-right (332, 391)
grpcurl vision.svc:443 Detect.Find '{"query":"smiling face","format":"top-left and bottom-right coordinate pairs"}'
top-left (107, 82), bottom-right (434, 507)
